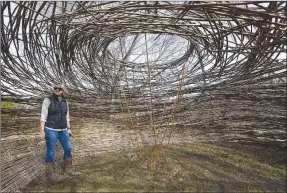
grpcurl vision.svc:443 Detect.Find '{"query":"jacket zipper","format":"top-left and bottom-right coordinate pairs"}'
top-left (60, 100), bottom-right (62, 129)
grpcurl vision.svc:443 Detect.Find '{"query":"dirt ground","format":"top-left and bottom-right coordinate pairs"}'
top-left (21, 144), bottom-right (286, 192)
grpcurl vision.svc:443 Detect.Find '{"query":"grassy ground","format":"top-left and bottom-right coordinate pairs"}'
top-left (21, 144), bottom-right (286, 192)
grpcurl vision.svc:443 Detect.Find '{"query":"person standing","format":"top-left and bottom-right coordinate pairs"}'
top-left (40, 83), bottom-right (79, 183)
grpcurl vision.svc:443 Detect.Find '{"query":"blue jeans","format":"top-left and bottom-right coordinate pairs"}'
top-left (44, 127), bottom-right (72, 163)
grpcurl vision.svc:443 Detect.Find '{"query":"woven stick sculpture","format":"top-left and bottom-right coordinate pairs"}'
top-left (1, 1), bottom-right (286, 192)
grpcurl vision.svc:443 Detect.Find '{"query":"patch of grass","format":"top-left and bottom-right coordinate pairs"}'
top-left (0, 100), bottom-right (17, 109)
top-left (21, 144), bottom-right (286, 192)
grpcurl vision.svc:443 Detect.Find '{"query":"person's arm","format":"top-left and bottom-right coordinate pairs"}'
top-left (40, 121), bottom-right (45, 131)
top-left (66, 100), bottom-right (73, 136)
top-left (40, 98), bottom-right (50, 138)
top-left (66, 100), bottom-right (71, 129)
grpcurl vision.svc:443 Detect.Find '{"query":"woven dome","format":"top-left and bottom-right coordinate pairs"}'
top-left (1, 1), bottom-right (286, 192)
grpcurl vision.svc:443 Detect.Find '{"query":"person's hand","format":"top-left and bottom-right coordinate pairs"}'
top-left (68, 129), bottom-right (73, 137)
top-left (40, 130), bottom-right (45, 140)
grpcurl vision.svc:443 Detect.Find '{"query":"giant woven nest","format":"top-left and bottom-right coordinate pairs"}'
top-left (1, 1), bottom-right (286, 192)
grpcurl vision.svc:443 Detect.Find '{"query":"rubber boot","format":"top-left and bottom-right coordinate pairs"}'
top-left (63, 158), bottom-right (80, 176)
top-left (46, 162), bottom-right (62, 183)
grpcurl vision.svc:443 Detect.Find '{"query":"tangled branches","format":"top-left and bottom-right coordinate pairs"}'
top-left (1, 0), bottom-right (286, 149)
top-left (1, 1), bottom-right (286, 191)
top-left (1, 1), bottom-right (286, 96)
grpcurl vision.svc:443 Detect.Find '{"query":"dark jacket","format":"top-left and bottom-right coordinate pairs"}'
top-left (45, 94), bottom-right (68, 129)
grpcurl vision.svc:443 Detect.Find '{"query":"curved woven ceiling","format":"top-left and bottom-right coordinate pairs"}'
top-left (2, 1), bottom-right (286, 95)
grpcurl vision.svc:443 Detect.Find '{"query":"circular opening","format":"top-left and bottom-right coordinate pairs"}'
top-left (108, 34), bottom-right (189, 65)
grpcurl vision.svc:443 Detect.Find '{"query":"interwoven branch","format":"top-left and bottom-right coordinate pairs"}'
top-left (1, 1), bottom-right (286, 192)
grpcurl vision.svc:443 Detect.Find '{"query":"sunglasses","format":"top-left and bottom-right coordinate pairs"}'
top-left (54, 87), bottom-right (63, 91)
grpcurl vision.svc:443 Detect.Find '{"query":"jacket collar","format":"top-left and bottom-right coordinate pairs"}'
top-left (51, 93), bottom-right (66, 102)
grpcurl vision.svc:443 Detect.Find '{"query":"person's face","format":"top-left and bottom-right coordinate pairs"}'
top-left (54, 87), bottom-right (63, 96)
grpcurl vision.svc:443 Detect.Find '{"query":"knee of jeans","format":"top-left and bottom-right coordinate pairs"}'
top-left (47, 151), bottom-right (55, 158)
top-left (65, 145), bottom-right (72, 153)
